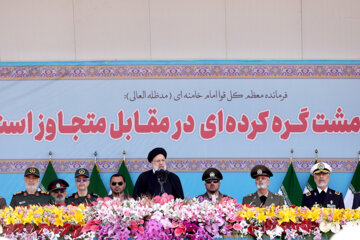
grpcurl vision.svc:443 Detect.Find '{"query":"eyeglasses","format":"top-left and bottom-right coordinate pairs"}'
top-left (205, 179), bottom-right (219, 184)
top-left (76, 178), bottom-right (88, 182)
top-left (53, 189), bottom-right (65, 193)
top-left (111, 181), bottom-right (124, 186)
top-left (152, 159), bottom-right (166, 164)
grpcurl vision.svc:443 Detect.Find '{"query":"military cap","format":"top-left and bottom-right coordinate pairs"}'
top-left (310, 162), bottom-right (332, 175)
top-left (24, 167), bottom-right (40, 178)
top-left (75, 168), bottom-right (89, 178)
top-left (202, 168), bottom-right (223, 181)
top-left (250, 165), bottom-right (273, 179)
top-left (48, 179), bottom-right (69, 191)
top-left (147, 147), bottom-right (167, 163)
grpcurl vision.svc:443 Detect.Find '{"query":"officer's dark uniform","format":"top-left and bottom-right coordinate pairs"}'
top-left (66, 168), bottom-right (99, 205)
top-left (242, 165), bottom-right (284, 207)
top-left (10, 167), bottom-right (51, 208)
top-left (302, 188), bottom-right (344, 209)
top-left (48, 178), bottom-right (69, 205)
top-left (302, 162), bottom-right (344, 209)
top-left (196, 168), bottom-right (231, 202)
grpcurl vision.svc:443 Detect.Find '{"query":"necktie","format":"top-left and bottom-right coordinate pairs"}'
top-left (319, 191), bottom-right (326, 206)
top-left (260, 196), bottom-right (267, 207)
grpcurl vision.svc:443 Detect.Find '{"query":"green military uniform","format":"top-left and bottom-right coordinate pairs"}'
top-left (65, 192), bottom-right (99, 205)
top-left (242, 191), bottom-right (284, 207)
top-left (66, 168), bottom-right (99, 205)
top-left (10, 167), bottom-right (51, 208)
top-left (10, 190), bottom-right (51, 207)
top-left (242, 164), bottom-right (285, 207)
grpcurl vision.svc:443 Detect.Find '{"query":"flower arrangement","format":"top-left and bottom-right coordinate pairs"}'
top-left (0, 204), bottom-right (91, 240)
top-left (1, 194), bottom-right (360, 240)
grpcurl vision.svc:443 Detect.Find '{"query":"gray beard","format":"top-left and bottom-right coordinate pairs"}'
top-left (256, 183), bottom-right (268, 190)
top-left (26, 185), bottom-right (38, 193)
top-left (54, 196), bottom-right (66, 204)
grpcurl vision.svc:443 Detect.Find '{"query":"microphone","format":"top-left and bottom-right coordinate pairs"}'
top-left (155, 169), bottom-right (168, 183)
top-left (155, 169), bottom-right (169, 194)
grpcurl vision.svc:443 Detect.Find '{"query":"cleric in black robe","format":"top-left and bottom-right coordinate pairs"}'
top-left (133, 147), bottom-right (184, 199)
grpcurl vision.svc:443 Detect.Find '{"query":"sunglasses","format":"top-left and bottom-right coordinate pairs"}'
top-left (76, 178), bottom-right (89, 182)
top-left (53, 189), bottom-right (65, 193)
top-left (205, 179), bottom-right (219, 184)
top-left (111, 181), bottom-right (124, 186)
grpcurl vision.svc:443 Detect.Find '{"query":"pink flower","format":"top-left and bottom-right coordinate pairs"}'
top-left (103, 197), bottom-right (112, 202)
top-left (233, 223), bottom-right (243, 231)
top-left (138, 226), bottom-right (144, 234)
top-left (174, 224), bottom-right (186, 237)
top-left (130, 221), bottom-right (138, 232)
top-left (81, 219), bottom-right (100, 233)
top-left (153, 193), bottom-right (174, 205)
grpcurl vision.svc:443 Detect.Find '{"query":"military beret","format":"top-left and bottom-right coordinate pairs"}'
top-left (250, 165), bottom-right (273, 179)
top-left (202, 168), bottom-right (223, 181)
top-left (75, 168), bottom-right (89, 178)
top-left (24, 167), bottom-right (40, 178)
top-left (48, 179), bottom-right (69, 191)
top-left (147, 147), bottom-right (167, 163)
top-left (310, 162), bottom-right (332, 175)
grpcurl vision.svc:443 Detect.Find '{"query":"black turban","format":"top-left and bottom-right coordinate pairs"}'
top-left (147, 147), bottom-right (167, 162)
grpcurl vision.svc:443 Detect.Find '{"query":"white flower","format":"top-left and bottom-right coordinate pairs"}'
top-left (331, 223), bottom-right (341, 233)
top-left (319, 221), bottom-right (331, 233)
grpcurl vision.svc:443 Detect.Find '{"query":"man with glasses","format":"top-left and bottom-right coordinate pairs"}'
top-left (242, 165), bottom-right (284, 207)
top-left (108, 174), bottom-right (131, 200)
top-left (10, 167), bottom-right (51, 207)
top-left (196, 168), bottom-right (230, 202)
top-left (133, 147), bottom-right (184, 199)
top-left (48, 179), bottom-right (69, 205)
top-left (66, 168), bottom-right (99, 205)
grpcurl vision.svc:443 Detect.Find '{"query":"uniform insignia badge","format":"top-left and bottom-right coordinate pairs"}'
top-left (335, 191), bottom-right (340, 195)
top-left (257, 169), bottom-right (262, 175)
top-left (327, 200), bottom-right (335, 208)
top-left (79, 169), bottom-right (86, 175)
top-left (306, 192), bottom-right (311, 196)
top-left (209, 172), bottom-right (215, 178)
top-left (29, 168), bottom-right (36, 173)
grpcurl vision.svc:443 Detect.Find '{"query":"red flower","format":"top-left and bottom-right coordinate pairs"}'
top-left (174, 224), bottom-right (186, 237)
top-left (25, 223), bottom-right (36, 233)
top-left (71, 224), bottom-right (83, 238)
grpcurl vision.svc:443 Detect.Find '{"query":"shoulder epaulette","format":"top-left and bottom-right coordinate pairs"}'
top-left (91, 193), bottom-right (99, 197)
top-left (335, 191), bottom-right (341, 195)
top-left (13, 191), bottom-right (24, 196)
top-left (305, 192), bottom-right (311, 197)
top-left (40, 191), bottom-right (49, 195)
top-left (246, 193), bottom-right (254, 197)
top-left (274, 193), bottom-right (280, 196)
top-left (68, 193), bottom-right (77, 198)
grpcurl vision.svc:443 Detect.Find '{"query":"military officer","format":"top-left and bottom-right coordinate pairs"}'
top-left (302, 162), bottom-right (344, 209)
top-left (10, 167), bottom-right (51, 207)
top-left (196, 168), bottom-right (230, 202)
top-left (48, 179), bottom-right (69, 205)
top-left (242, 165), bottom-right (284, 207)
top-left (66, 168), bottom-right (99, 205)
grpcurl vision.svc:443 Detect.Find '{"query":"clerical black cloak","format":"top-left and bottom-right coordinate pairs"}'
top-left (133, 170), bottom-right (184, 199)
